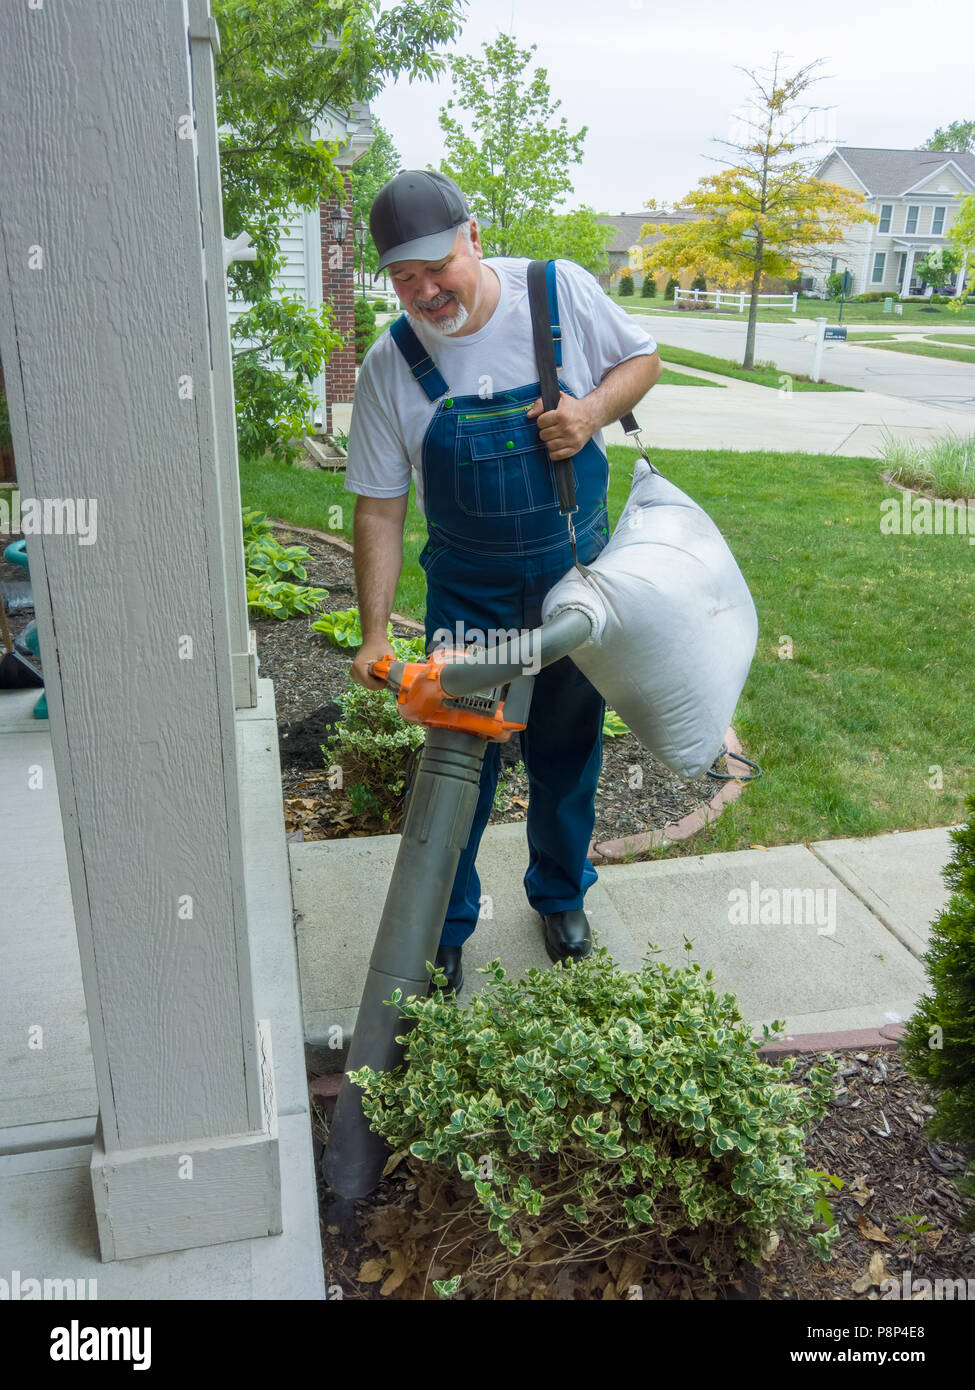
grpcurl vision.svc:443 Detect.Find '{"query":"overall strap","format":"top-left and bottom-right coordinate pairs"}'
top-left (528, 259), bottom-right (579, 563)
top-left (389, 313), bottom-right (448, 401)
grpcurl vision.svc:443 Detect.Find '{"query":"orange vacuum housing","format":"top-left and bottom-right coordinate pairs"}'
top-left (369, 650), bottom-right (527, 742)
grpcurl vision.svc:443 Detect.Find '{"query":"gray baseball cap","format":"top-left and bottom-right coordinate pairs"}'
top-left (370, 170), bottom-right (471, 273)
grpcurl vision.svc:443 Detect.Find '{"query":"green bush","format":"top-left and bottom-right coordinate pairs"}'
top-left (664, 277), bottom-right (680, 302)
top-left (355, 296), bottom-right (378, 363)
top-left (325, 634), bottom-right (428, 821)
top-left (231, 295), bottom-right (343, 464)
top-left (901, 790), bottom-right (975, 1226)
top-left (350, 944), bottom-right (841, 1291)
top-left (825, 272), bottom-right (844, 299)
top-left (245, 574), bottom-right (329, 620)
top-left (691, 273), bottom-right (708, 292)
top-left (312, 606), bottom-right (374, 648)
top-left (618, 270), bottom-right (634, 297)
top-left (244, 534), bottom-right (314, 583)
top-left (641, 275), bottom-right (656, 299)
top-left (241, 506), bottom-right (329, 618)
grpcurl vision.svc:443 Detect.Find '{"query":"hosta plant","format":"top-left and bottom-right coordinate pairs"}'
top-left (349, 943), bottom-right (840, 1291)
top-left (245, 574), bottom-right (329, 620)
top-left (244, 534), bottom-right (314, 583)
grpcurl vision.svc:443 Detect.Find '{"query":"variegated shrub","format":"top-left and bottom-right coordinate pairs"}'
top-left (349, 944), bottom-right (840, 1284)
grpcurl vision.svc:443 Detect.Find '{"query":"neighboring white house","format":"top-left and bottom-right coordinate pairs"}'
top-left (799, 146), bottom-right (975, 298)
top-left (227, 99), bottom-right (373, 430)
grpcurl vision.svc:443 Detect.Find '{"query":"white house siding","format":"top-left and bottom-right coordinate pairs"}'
top-left (797, 152), bottom-right (974, 296)
top-left (227, 204), bottom-right (327, 427)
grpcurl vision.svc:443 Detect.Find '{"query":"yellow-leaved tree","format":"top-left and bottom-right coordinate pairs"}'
top-left (636, 55), bottom-right (876, 368)
top-left (948, 193), bottom-right (975, 311)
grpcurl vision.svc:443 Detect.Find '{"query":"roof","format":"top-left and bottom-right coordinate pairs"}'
top-left (822, 147), bottom-right (975, 195)
top-left (595, 210), bottom-right (695, 253)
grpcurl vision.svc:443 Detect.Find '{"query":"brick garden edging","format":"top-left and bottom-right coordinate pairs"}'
top-left (588, 727), bottom-right (752, 863)
top-left (271, 519), bottom-right (753, 860)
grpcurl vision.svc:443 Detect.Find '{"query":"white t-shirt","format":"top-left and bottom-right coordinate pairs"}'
top-left (344, 256), bottom-right (657, 517)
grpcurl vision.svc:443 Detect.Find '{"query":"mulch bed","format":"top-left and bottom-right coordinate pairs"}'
top-left (313, 1044), bottom-right (974, 1301)
top-left (261, 525), bottom-right (721, 845)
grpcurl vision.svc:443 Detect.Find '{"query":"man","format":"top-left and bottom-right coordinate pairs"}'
top-left (344, 170), bottom-right (661, 994)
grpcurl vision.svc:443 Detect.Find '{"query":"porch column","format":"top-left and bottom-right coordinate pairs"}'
top-left (188, 0), bottom-right (258, 710)
top-left (0, 0), bottom-right (280, 1259)
top-left (900, 247), bottom-right (916, 298)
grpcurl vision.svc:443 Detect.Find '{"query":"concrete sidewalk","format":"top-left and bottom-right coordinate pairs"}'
top-left (292, 822), bottom-right (960, 1072)
top-left (600, 380), bottom-right (974, 457)
top-left (332, 377), bottom-right (973, 460)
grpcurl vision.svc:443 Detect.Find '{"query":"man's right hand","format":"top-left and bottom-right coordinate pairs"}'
top-left (351, 633), bottom-right (396, 690)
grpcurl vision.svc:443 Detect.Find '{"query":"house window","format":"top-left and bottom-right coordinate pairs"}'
top-left (878, 204), bottom-right (892, 234)
top-left (871, 252), bottom-right (886, 284)
top-left (905, 205), bottom-right (919, 234)
top-left (932, 205), bottom-right (946, 235)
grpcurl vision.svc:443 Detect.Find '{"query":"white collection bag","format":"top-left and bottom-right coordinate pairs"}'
top-left (541, 457), bottom-right (758, 779)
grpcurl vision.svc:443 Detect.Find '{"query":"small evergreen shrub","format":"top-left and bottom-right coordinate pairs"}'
top-left (664, 277), bottom-right (680, 301)
top-left (641, 275), bottom-right (656, 299)
top-left (825, 272), bottom-right (844, 299)
top-left (618, 270), bottom-right (635, 297)
top-left (351, 944), bottom-right (840, 1292)
top-left (355, 297), bottom-right (378, 362)
top-left (901, 790), bottom-right (975, 1227)
top-left (690, 273), bottom-right (708, 292)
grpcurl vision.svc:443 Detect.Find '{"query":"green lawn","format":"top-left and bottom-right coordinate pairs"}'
top-left (926, 333), bottom-right (975, 347)
top-left (849, 340), bottom-right (975, 365)
top-left (658, 367), bottom-right (725, 388)
top-left (240, 444), bottom-right (974, 853)
top-left (611, 288), bottom-right (975, 328)
top-left (654, 345), bottom-right (855, 391)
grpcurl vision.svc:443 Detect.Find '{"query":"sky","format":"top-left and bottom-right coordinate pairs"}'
top-left (372, 0), bottom-right (975, 211)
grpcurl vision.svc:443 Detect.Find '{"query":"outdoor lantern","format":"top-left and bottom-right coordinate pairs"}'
top-left (329, 208), bottom-right (351, 247)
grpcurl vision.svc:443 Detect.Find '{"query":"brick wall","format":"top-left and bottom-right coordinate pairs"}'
top-left (320, 170), bottom-right (356, 436)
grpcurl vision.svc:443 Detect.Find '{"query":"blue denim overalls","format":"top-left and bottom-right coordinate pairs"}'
top-left (391, 262), bottom-right (611, 947)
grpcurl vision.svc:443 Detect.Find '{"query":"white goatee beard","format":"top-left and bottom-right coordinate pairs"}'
top-left (407, 294), bottom-right (470, 337)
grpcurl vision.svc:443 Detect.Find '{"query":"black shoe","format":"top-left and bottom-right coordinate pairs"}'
top-left (428, 944), bottom-right (464, 996)
top-left (541, 910), bottom-right (592, 964)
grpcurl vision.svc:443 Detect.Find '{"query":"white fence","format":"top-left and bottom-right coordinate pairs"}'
top-left (673, 287), bottom-right (798, 312)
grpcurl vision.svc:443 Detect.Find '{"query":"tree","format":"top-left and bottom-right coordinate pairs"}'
top-left (636, 55), bottom-right (875, 368)
top-left (920, 120), bottom-right (975, 155)
top-left (350, 118), bottom-right (401, 282)
top-left (438, 32), bottom-right (588, 257)
top-left (916, 246), bottom-right (962, 293)
top-left (948, 193), bottom-right (975, 310)
top-left (211, 0), bottom-right (465, 458)
top-left (504, 207), bottom-right (615, 275)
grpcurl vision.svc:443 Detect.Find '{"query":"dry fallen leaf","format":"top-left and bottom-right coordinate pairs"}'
top-left (850, 1175), bottom-right (875, 1207)
top-left (923, 1229), bottom-right (945, 1250)
top-left (358, 1257), bottom-right (386, 1283)
top-left (381, 1149), bottom-right (408, 1178)
top-left (380, 1250), bottom-right (410, 1296)
top-left (857, 1213), bottom-right (891, 1244)
top-left (851, 1251), bottom-right (888, 1294)
top-left (513, 797), bottom-right (529, 808)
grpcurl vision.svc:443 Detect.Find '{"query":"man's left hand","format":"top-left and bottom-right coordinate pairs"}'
top-left (526, 391), bottom-right (597, 462)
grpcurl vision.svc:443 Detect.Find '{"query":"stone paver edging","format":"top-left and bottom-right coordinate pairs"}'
top-left (589, 727), bottom-right (752, 863)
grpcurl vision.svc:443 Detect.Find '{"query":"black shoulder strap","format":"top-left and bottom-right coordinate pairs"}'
top-left (527, 260), bottom-right (576, 516)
